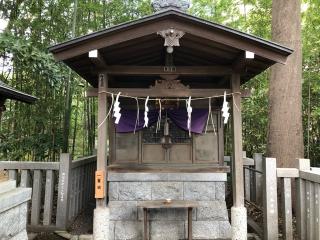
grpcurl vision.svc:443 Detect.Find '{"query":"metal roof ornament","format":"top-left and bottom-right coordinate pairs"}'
top-left (151, 0), bottom-right (190, 12)
top-left (158, 28), bottom-right (185, 47)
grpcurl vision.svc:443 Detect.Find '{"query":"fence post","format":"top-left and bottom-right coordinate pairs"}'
top-left (8, 169), bottom-right (17, 180)
top-left (281, 177), bottom-right (293, 240)
top-left (31, 170), bottom-right (43, 225)
top-left (56, 153), bottom-right (72, 229)
top-left (243, 151), bottom-right (251, 201)
top-left (254, 153), bottom-right (263, 205)
top-left (263, 157), bottom-right (278, 240)
top-left (43, 170), bottom-right (55, 226)
top-left (296, 158), bottom-right (310, 240)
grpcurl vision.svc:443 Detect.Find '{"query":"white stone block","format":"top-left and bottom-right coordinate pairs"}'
top-left (231, 206), bottom-right (247, 240)
top-left (9, 230), bottom-right (28, 240)
top-left (109, 182), bottom-right (118, 201)
top-left (118, 182), bottom-right (151, 200)
top-left (0, 180), bottom-right (16, 194)
top-left (150, 221), bottom-right (185, 240)
top-left (93, 207), bottom-right (110, 240)
top-left (219, 220), bottom-right (232, 239)
top-left (215, 182), bottom-right (226, 200)
top-left (0, 187), bottom-right (31, 213)
top-left (0, 205), bottom-right (20, 239)
top-left (184, 182), bottom-right (215, 200)
top-left (190, 221), bottom-right (219, 239)
top-left (196, 201), bottom-right (228, 221)
top-left (114, 221), bottom-right (142, 240)
top-left (108, 173), bottom-right (168, 182)
top-left (109, 201), bottom-right (137, 220)
top-left (151, 182), bottom-right (183, 200)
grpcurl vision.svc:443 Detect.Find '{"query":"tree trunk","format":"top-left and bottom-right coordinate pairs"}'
top-left (267, 0), bottom-right (304, 167)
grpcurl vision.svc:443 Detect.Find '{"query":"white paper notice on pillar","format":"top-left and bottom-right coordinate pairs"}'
top-left (113, 92), bottom-right (121, 124)
top-left (222, 91), bottom-right (230, 124)
top-left (144, 96), bottom-right (149, 128)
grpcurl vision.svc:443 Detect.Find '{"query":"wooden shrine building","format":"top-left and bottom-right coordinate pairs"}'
top-left (49, 1), bottom-right (292, 239)
top-left (0, 80), bottom-right (37, 119)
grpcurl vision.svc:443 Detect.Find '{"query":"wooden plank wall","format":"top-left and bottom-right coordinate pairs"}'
top-left (0, 154), bottom-right (96, 232)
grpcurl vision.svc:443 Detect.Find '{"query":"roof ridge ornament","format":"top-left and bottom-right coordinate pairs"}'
top-left (151, 0), bottom-right (190, 12)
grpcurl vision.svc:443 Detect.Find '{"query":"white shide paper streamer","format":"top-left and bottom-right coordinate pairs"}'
top-left (113, 92), bottom-right (122, 124)
top-left (144, 96), bottom-right (149, 127)
top-left (222, 91), bottom-right (230, 124)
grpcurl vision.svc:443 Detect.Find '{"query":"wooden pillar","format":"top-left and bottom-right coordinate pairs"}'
top-left (96, 73), bottom-right (108, 208)
top-left (231, 73), bottom-right (245, 207)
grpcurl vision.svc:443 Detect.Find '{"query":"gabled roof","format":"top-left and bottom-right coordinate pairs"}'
top-left (49, 8), bottom-right (293, 87)
top-left (0, 81), bottom-right (37, 104)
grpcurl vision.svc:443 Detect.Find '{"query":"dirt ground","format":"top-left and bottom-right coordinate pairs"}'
top-left (0, 170), bottom-right (8, 182)
top-left (32, 205), bottom-right (94, 240)
top-left (33, 233), bottom-right (65, 240)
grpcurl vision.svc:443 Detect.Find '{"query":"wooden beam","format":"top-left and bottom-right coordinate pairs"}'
top-left (232, 51), bottom-right (255, 73)
top-left (100, 65), bottom-right (232, 76)
top-left (276, 168), bottom-right (299, 178)
top-left (89, 50), bottom-right (108, 69)
top-left (232, 52), bottom-right (246, 73)
top-left (86, 87), bottom-right (251, 98)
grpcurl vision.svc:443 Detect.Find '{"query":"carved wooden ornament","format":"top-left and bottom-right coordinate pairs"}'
top-left (150, 79), bottom-right (190, 90)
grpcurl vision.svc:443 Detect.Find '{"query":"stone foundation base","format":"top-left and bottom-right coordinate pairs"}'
top-left (0, 180), bottom-right (31, 240)
top-left (107, 172), bottom-right (231, 240)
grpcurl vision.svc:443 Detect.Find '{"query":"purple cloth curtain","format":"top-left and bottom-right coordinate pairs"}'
top-left (167, 109), bottom-right (209, 134)
top-left (115, 109), bottom-right (159, 133)
top-left (115, 108), bottom-right (209, 134)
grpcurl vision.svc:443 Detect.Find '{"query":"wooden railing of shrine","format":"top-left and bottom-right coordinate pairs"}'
top-left (242, 153), bottom-right (320, 240)
top-left (0, 154), bottom-right (96, 232)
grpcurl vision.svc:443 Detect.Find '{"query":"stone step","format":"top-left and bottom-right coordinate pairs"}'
top-left (0, 180), bottom-right (16, 194)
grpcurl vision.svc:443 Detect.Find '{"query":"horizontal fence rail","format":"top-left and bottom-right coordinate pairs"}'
top-left (0, 154), bottom-right (97, 232)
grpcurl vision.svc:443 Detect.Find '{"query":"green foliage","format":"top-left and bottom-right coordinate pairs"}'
top-left (0, 32), bottom-right (67, 161)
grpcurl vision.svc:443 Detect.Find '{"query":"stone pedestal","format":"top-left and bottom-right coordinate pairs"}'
top-left (0, 180), bottom-right (31, 240)
top-left (231, 206), bottom-right (247, 240)
top-left (107, 172), bottom-right (231, 240)
top-left (93, 207), bottom-right (110, 240)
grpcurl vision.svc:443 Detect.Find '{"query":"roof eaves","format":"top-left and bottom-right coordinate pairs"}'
top-left (0, 82), bottom-right (38, 104)
top-left (48, 8), bottom-right (293, 57)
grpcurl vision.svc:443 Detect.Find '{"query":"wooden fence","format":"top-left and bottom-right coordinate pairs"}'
top-left (225, 152), bottom-right (264, 206)
top-left (242, 154), bottom-right (320, 240)
top-left (0, 153), bottom-right (96, 232)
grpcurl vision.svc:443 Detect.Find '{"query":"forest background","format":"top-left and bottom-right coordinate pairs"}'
top-left (0, 0), bottom-right (319, 165)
